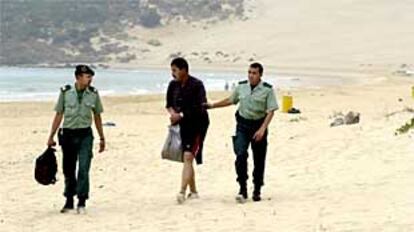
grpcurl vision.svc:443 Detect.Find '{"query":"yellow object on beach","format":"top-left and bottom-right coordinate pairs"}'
top-left (282, 95), bottom-right (293, 113)
top-left (412, 86), bottom-right (414, 98)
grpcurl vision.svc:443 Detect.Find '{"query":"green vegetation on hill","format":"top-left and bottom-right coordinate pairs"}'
top-left (0, 0), bottom-right (244, 65)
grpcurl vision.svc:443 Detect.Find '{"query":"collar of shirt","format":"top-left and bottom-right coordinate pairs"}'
top-left (250, 81), bottom-right (263, 94)
top-left (179, 76), bottom-right (195, 88)
top-left (73, 84), bottom-right (94, 103)
top-left (73, 84), bottom-right (94, 94)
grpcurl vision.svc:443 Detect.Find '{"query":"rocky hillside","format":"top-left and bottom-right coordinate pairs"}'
top-left (0, 0), bottom-right (244, 66)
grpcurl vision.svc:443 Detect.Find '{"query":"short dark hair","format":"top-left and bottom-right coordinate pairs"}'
top-left (75, 64), bottom-right (95, 77)
top-left (249, 62), bottom-right (263, 75)
top-left (170, 57), bottom-right (189, 72)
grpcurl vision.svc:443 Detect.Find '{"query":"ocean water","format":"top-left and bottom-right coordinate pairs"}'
top-left (0, 67), bottom-right (346, 102)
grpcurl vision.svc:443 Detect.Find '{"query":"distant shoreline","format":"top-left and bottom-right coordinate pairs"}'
top-left (0, 62), bottom-right (392, 78)
top-left (0, 65), bottom-right (399, 103)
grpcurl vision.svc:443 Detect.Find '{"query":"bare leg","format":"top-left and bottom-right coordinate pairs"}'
top-left (180, 151), bottom-right (194, 194)
top-left (189, 165), bottom-right (197, 193)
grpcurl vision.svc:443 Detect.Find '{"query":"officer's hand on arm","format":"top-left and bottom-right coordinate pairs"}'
top-left (203, 102), bottom-right (213, 109)
top-left (204, 98), bottom-right (233, 110)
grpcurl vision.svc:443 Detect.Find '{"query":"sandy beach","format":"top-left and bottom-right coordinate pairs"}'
top-left (0, 71), bottom-right (413, 231)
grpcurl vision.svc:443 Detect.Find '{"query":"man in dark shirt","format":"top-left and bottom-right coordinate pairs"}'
top-left (165, 57), bottom-right (209, 204)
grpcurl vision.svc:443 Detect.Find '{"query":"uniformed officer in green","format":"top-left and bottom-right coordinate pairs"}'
top-left (46, 65), bottom-right (106, 214)
top-left (206, 63), bottom-right (278, 203)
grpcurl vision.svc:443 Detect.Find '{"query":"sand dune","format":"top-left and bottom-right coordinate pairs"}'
top-left (112, 0), bottom-right (414, 72)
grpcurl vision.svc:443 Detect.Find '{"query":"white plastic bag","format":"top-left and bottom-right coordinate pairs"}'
top-left (161, 125), bottom-right (183, 162)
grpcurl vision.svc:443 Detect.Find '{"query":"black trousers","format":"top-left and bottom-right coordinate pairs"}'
top-left (59, 127), bottom-right (93, 199)
top-left (232, 112), bottom-right (268, 188)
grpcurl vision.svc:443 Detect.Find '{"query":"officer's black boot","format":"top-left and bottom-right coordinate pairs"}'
top-left (239, 184), bottom-right (248, 198)
top-left (77, 197), bottom-right (87, 214)
top-left (78, 197), bottom-right (86, 207)
top-left (60, 197), bottom-right (74, 213)
top-left (236, 183), bottom-right (248, 203)
top-left (252, 185), bottom-right (261, 202)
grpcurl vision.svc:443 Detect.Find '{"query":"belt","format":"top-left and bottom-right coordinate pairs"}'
top-left (235, 111), bottom-right (265, 126)
top-left (61, 127), bottom-right (92, 136)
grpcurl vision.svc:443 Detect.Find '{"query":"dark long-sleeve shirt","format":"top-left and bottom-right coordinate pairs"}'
top-left (165, 75), bottom-right (210, 164)
top-left (166, 76), bottom-right (208, 123)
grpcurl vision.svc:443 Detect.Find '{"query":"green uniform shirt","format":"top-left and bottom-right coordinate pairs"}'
top-left (229, 80), bottom-right (278, 120)
top-left (54, 84), bottom-right (104, 129)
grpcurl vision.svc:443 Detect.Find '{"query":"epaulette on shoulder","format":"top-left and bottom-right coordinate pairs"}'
top-left (263, 82), bottom-right (273, 88)
top-left (238, 80), bottom-right (248, 85)
top-left (60, 85), bottom-right (71, 92)
top-left (88, 86), bottom-right (98, 93)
